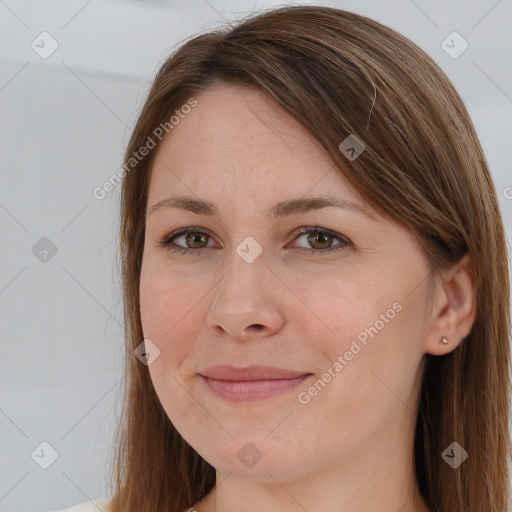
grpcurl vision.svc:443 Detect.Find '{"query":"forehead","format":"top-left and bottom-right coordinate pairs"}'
top-left (148, 84), bottom-right (363, 206)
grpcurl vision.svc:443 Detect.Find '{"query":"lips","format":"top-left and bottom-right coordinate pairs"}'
top-left (200, 364), bottom-right (310, 381)
top-left (199, 365), bottom-right (313, 402)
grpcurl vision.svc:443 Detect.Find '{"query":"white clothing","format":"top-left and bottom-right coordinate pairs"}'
top-left (52, 497), bottom-right (111, 512)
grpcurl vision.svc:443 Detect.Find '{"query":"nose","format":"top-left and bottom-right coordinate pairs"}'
top-left (206, 253), bottom-right (285, 341)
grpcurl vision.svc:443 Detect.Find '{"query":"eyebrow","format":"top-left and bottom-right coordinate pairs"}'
top-left (146, 195), bottom-right (377, 220)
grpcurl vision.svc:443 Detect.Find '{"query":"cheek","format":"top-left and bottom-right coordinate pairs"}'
top-left (139, 264), bottom-right (204, 372)
top-left (297, 270), bottom-right (424, 419)
top-left (292, 269), bottom-right (389, 354)
top-left (139, 272), bottom-right (168, 339)
top-left (139, 267), bottom-right (204, 430)
top-left (140, 262), bottom-right (200, 335)
top-left (310, 257), bottom-right (429, 361)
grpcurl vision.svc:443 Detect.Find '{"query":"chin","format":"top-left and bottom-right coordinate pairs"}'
top-left (195, 432), bottom-right (320, 483)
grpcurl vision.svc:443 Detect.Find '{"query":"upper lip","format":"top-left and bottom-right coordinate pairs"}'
top-left (200, 365), bottom-right (311, 381)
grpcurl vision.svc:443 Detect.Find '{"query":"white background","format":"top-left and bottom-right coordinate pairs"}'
top-left (1, 1), bottom-right (511, 511)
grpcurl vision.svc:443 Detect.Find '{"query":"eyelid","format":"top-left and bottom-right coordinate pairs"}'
top-left (157, 224), bottom-right (351, 255)
top-left (292, 225), bottom-right (350, 245)
top-left (158, 225), bottom-right (218, 249)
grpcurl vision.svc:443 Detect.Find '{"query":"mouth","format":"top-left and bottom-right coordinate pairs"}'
top-left (199, 365), bottom-right (313, 402)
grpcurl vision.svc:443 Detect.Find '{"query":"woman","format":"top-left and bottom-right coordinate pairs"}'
top-left (57, 4), bottom-right (511, 512)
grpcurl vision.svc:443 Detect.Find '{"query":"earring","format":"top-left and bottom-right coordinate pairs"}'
top-left (441, 336), bottom-right (448, 345)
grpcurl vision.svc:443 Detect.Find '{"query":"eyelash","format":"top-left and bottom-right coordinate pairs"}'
top-left (157, 224), bottom-right (351, 256)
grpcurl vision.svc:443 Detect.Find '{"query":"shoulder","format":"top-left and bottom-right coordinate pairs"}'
top-left (51, 497), bottom-right (111, 512)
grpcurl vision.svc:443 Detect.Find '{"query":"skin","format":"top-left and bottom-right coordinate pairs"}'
top-left (139, 83), bottom-right (476, 512)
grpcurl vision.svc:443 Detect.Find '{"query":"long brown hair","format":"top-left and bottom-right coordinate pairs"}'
top-left (109, 5), bottom-right (511, 511)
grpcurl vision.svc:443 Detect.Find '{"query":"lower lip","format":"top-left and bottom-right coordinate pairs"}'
top-left (200, 374), bottom-right (311, 402)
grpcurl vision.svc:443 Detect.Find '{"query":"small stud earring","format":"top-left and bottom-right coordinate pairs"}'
top-left (441, 336), bottom-right (448, 345)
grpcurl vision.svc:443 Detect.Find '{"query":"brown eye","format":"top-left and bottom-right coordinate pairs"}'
top-left (307, 231), bottom-right (334, 250)
top-left (293, 226), bottom-right (350, 255)
top-left (158, 228), bottom-right (216, 255)
top-left (158, 225), bottom-right (350, 256)
top-left (183, 232), bottom-right (210, 249)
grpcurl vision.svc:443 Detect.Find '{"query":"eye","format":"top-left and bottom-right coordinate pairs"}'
top-left (291, 225), bottom-right (350, 255)
top-left (157, 224), bottom-right (351, 256)
top-left (157, 227), bottom-right (216, 255)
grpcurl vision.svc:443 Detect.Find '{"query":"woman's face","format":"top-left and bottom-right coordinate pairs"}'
top-left (140, 83), bottom-right (434, 482)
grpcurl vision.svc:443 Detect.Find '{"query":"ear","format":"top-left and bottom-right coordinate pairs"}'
top-left (424, 253), bottom-right (477, 356)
